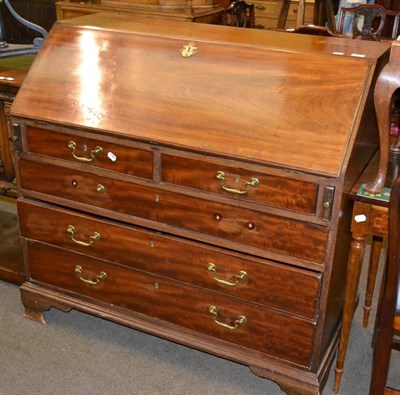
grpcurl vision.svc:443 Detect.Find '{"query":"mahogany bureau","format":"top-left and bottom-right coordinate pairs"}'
top-left (10, 13), bottom-right (390, 395)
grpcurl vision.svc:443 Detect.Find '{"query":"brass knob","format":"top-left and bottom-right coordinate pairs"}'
top-left (215, 213), bottom-right (222, 221)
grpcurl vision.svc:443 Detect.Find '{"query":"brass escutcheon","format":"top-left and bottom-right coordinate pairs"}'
top-left (181, 42), bottom-right (198, 58)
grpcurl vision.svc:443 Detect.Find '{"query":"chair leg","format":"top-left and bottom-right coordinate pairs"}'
top-left (324, 0), bottom-right (336, 33)
top-left (277, 0), bottom-right (291, 30)
top-left (369, 302), bottom-right (395, 395)
top-left (363, 236), bottom-right (384, 327)
top-left (295, 0), bottom-right (306, 28)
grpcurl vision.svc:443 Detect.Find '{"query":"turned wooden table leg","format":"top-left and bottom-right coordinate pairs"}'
top-left (333, 230), bottom-right (367, 393)
top-left (363, 235), bottom-right (383, 328)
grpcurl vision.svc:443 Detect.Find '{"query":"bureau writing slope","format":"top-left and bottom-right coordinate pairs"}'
top-left (10, 13), bottom-right (390, 395)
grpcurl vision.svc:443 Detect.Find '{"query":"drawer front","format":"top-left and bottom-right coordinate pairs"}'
top-left (254, 17), bottom-right (278, 29)
top-left (20, 160), bottom-right (328, 263)
top-left (18, 199), bottom-right (321, 318)
top-left (26, 127), bottom-right (153, 179)
top-left (286, 1), bottom-right (314, 22)
top-left (27, 241), bottom-right (315, 366)
top-left (162, 155), bottom-right (319, 214)
top-left (253, 0), bottom-right (278, 18)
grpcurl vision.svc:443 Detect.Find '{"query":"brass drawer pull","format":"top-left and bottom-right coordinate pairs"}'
top-left (96, 184), bottom-right (105, 193)
top-left (255, 5), bottom-right (266, 10)
top-left (66, 225), bottom-right (101, 247)
top-left (207, 263), bottom-right (247, 287)
top-left (68, 140), bottom-right (103, 162)
top-left (208, 305), bottom-right (247, 330)
top-left (74, 265), bottom-right (107, 286)
top-left (216, 171), bottom-right (259, 195)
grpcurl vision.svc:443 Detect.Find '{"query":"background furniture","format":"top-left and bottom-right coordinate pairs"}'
top-left (0, 56), bottom-right (35, 193)
top-left (283, 23), bottom-right (335, 35)
top-left (220, 0), bottom-right (255, 27)
top-left (376, 0), bottom-right (400, 37)
top-left (0, 56), bottom-right (34, 284)
top-left (253, 0), bottom-right (315, 29)
top-left (277, 0), bottom-right (335, 32)
top-left (0, 2), bottom-right (47, 284)
top-left (55, 0), bottom-right (222, 24)
top-left (11, 12), bottom-right (390, 395)
top-left (369, 174), bottom-right (400, 395)
top-left (0, 0), bottom-right (56, 44)
top-left (333, 154), bottom-right (390, 393)
top-left (333, 40), bottom-right (400, 393)
top-left (55, 0), bottom-right (315, 30)
top-left (337, 3), bottom-right (400, 40)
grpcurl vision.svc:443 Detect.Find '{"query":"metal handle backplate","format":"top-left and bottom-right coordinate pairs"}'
top-left (208, 305), bottom-right (247, 330)
top-left (68, 140), bottom-right (102, 162)
top-left (216, 171), bottom-right (259, 195)
top-left (74, 265), bottom-right (107, 286)
top-left (207, 263), bottom-right (247, 287)
top-left (66, 225), bottom-right (101, 247)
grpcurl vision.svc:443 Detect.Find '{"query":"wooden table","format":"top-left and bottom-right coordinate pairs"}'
top-left (0, 55), bottom-right (35, 284)
top-left (0, 55), bottom-right (35, 197)
top-left (333, 152), bottom-right (390, 393)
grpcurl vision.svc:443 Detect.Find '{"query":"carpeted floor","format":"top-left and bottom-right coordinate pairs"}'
top-left (0, 197), bottom-right (398, 395)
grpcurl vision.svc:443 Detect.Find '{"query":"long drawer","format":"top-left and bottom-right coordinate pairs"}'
top-left (26, 240), bottom-right (315, 367)
top-left (19, 159), bottom-right (328, 264)
top-left (18, 198), bottom-right (321, 319)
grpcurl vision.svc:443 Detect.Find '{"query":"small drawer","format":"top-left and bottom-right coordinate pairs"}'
top-left (162, 154), bottom-right (319, 214)
top-left (20, 160), bottom-right (328, 264)
top-left (286, 1), bottom-right (314, 23)
top-left (27, 241), bottom-right (315, 367)
top-left (18, 199), bottom-right (321, 318)
top-left (254, 17), bottom-right (278, 29)
top-left (252, 1), bottom-right (278, 17)
top-left (26, 126), bottom-right (153, 179)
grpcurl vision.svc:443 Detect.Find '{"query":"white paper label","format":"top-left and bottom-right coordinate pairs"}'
top-left (107, 152), bottom-right (117, 162)
top-left (354, 214), bottom-right (367, 223)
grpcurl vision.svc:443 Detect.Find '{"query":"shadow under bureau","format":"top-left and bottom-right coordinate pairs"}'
top-left (10, 13), bottom-right (390, 395)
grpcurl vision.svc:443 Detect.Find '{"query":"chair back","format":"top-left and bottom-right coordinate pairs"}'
top-left (364, 41), bottom-right (400, 195)
top-left (220, 0), bottom-right (255, 28)
top-left (338, 4), bottom-right (400, 40)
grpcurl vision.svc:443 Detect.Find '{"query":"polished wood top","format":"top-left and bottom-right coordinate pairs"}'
top-left (11, 14), bottom-right (390, 177)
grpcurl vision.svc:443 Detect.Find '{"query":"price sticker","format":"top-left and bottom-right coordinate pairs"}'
top-left (107, 152), bottom-right (117, 162)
